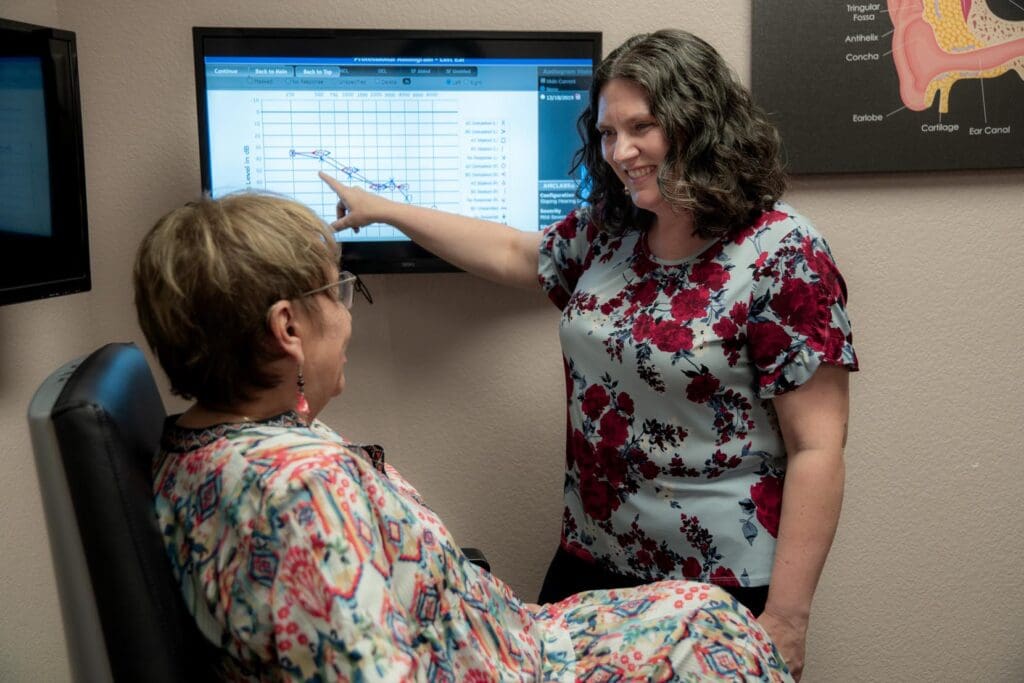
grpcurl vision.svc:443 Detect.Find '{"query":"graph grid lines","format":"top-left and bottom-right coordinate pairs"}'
top-left (260, 96), bottom-right (460, 237)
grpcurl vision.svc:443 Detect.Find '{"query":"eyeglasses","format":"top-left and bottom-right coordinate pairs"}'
top-left (300, 271), bottom-right (358, 309)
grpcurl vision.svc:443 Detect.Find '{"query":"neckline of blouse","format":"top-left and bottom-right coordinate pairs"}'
top-left (636, 229), bottom-right (722, 268)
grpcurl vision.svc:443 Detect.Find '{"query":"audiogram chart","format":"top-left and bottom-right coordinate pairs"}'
top-left (259, 95), bottom-right (462, 239)
top-left (288, 149), bottom-right (412, 202)
top-left (206, 88), bottom-right (535, 237)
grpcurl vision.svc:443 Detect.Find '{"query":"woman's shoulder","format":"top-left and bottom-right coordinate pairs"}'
top-left (544, 206), bottom-right (600, 243)
top-left (244, 422), bottom-right (378, 474)
top-left (162, 413), bottom-right (343, 454)
top-left (159, 414), bottom-right (376, 489)
top-left (754, 202), bottom-right (823, 243)
top-left (725, 201), bottom-right (832, 265)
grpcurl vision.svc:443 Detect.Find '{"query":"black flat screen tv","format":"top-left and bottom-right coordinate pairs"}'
top-left (0, 18), bottom-right (90, 306)
top-left (193, 28), bottom-right (600, 273)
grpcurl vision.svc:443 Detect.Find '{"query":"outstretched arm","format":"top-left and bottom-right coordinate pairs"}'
top-left (759, 363), bottom-right (849, 681)
top-left (321, 171), bottom-right (543, 289)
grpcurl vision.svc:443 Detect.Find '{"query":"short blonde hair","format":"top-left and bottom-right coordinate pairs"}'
top-left (133, 193), bottom-right (340, 407)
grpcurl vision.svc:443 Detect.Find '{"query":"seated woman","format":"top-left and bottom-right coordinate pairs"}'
top-left (134, 192), bottom-right (792, 681)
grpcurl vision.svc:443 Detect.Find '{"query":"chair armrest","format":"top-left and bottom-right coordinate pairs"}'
top-left (461, 547), bottom-right (490, 572)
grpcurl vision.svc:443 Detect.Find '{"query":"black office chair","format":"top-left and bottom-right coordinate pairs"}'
top-left (28, 343), bottom-right (217, 682)
top-left (29, 342), bottom-right (491, 681)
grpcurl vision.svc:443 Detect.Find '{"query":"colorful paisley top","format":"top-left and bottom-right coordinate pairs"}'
top-left (154, 412), bottom-right (792, 681)
top-left (538, 203), bottom-right (858, 587)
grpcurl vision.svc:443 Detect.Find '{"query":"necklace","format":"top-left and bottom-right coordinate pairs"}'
top-left (184, 404), bottom-right (256, 427)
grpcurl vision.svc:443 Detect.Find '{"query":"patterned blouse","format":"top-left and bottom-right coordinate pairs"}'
top-left (538, 203), bottom-right (858, 587)
top-left (154, 412), bottom-right (792, 681)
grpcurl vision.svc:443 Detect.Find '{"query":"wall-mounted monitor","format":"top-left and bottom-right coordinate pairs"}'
top-left (0, 18), bottom-right (90, 306)
top-left (193, 27), bottom-right (600, 273)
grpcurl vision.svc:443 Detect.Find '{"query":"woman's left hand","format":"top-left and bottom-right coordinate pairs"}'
top-left (757, 609), bottom-right (807, 681)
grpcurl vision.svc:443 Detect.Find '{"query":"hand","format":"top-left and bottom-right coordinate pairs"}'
top-left (756, 609), bottom-right (807, 681)
top-left (319, 171), bottom-right (392, 232)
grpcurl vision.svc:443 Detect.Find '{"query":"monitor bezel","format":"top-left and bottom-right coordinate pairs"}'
top-left (192, 27), bottom-right (601, 274)
top-left (0, 18), bottom-right (91, 306)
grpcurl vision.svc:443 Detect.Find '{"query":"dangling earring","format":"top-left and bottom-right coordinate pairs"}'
top-left (295, 366), bottom-right (311, 425)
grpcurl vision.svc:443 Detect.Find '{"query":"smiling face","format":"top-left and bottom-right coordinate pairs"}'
top-left (596, 78), bottom-right (671, 218)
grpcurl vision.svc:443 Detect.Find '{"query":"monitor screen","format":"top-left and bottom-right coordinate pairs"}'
top-left (0, 57), bottom-right (52, 237)
top-left (0, 18), bottom-right (90, 306)
top-left (194, 28), bottom-right (600, 273)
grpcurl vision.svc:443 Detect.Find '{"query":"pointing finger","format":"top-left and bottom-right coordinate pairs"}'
top-left (319, 171), bottom-right (347, 195)
top-left (330, 218), bottom-right (360, 234)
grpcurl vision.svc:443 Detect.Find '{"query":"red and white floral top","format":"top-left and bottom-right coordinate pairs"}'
top-left (538, 203), bottom-right (858, 587)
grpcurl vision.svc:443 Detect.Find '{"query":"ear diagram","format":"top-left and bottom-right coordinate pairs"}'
top-left (888, 0), bottom-right (1024, 113)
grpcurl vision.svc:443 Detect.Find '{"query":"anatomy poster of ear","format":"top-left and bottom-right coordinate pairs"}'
top-left (751, 0), bottom-right (1024, 173)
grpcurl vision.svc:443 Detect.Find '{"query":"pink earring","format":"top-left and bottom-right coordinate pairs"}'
top-left (295, 366), bottom-right (311, 425)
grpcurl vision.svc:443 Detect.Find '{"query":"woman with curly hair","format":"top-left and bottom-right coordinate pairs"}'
top-left (322, 29), bottom-right (858, 680)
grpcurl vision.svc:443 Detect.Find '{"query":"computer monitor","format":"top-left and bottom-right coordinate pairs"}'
top-left (193, 27), bottom-right (601, 273)
top-left (0, 18), bottom-right (90, 306)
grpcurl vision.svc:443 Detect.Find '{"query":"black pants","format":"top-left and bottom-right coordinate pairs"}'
top-left (537, 545), bottom-right (769, 616)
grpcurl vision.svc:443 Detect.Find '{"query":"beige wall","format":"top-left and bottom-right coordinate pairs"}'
top-left (1, 1), bottom-right (1022, 680)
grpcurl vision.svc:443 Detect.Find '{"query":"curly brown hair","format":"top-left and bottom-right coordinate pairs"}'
top-left (133, 193), bottom-right (339, 408)
top-left (573, 29), bottom-right (787, 238)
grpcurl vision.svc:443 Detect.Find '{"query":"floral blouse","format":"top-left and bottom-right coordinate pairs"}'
top-left (538, 203), bottom-right (858, 587)
top-left (154, 412), bottom-right (792, 681)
